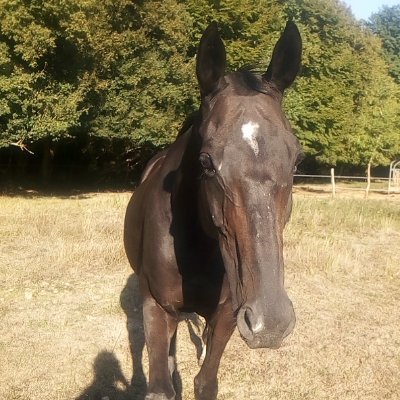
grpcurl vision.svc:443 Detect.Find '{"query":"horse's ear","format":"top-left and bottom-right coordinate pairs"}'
top-left (263, 21), bottom-right (302, 92)
top-left (196, 22), bottom-right (226, 97)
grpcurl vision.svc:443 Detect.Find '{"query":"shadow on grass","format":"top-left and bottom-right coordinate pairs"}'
top-left (77, 274), bottom-right (206, 400)
top-left (75, 274), bottom-right (146, 400)
top-left (75, 351), bottom-right (131, 400)
top-left (120, 274), bottom-right (147, 400)
top-left (75, 274), bottom-right (147, 400)
top-left (293, 185), bottom-right (329, 194)
top-left (0, 181), bottom-right (136, 199)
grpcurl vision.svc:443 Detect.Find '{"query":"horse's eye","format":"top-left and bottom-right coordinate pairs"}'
top-left (199, 152), bottom-right (216, 178)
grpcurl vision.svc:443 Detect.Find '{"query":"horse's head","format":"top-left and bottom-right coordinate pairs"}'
top-left (195, 22), bottom-right (303, 349)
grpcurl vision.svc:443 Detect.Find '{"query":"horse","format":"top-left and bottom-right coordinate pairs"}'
top-left (124, 20), bottom-right (303, 400)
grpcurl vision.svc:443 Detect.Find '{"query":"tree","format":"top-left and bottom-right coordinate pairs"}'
top-left (367, 5), bottom-right (400, 84)
top-left (1, 0), bottom-right (399, 184)
top-left (182, 0), bottom-right (285, 70)
top-left (0, 1), bottom-right (89, 146)
top-left (283, 0), bottom-right (400, 167)
top-left (89, 0), bottom-right (197, 147)
top-left (0, 0), bottom-right (91, 178)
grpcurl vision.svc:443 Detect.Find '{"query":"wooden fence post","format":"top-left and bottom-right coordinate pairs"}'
top-left (365, 162), bottom-right (371, 198)
top-left (331, 168), bottom-right (335, 198)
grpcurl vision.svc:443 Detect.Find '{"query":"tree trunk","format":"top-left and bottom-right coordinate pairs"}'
top-left (41, 137), bottom-right (53, 185)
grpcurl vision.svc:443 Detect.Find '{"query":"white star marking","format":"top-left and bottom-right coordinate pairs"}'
top-left (241, 121), bottom-right (260, 156)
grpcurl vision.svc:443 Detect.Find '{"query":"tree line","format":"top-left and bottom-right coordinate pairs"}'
top-left (0, 0), bottom-right (399, 186)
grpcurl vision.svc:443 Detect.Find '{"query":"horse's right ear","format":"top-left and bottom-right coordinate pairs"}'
top-left (263, 21), bottom-right (302, 93)
top-left (196, 22), bottom-right (226, 97)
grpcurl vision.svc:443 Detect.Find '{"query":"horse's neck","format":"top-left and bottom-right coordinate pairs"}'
top-left (171, 127), bottom-right (201, 215)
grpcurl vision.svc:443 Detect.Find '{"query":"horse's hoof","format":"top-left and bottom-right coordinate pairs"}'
top-left (194, 376), bottom-right (217, 400)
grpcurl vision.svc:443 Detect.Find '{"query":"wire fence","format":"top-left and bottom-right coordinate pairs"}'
top-left (293, 170), bottom-right (399, 198)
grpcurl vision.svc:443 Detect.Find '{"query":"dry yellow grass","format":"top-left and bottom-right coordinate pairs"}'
top-left (0, 191), bottom-right (399, 400)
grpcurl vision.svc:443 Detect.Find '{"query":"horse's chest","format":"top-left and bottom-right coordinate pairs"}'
top-left (178, 260), bottom-right (225, 314)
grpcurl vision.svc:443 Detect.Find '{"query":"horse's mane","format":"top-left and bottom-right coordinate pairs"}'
top-left (237, 69), bottom-right (281, 99)
top-left (177, 110), bottom-right (201, 137)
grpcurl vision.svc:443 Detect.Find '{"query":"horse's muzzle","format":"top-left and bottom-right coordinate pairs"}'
top-left (236, 297), bottom-right (296, 349)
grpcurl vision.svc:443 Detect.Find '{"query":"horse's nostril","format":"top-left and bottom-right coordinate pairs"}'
top-left (244, 307), bottom-right (264, 334)
top-left (237, 307), bottom-right (254, 341)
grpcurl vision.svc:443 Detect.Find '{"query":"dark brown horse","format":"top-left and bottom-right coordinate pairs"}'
top-left (124, 21), bottom-right (303, 400)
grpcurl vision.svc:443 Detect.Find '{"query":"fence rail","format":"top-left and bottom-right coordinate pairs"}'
top-left (294, 174), bottom-right (388, 180)
top-left (293, 169), bottom-right (398, 198)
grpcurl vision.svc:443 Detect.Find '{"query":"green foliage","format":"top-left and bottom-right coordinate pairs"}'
top-left (0, 0), bottom-right (399, 175)
top-left (183, 0), bottom-right (285, 69)
top-left (283, 0), bottom-right (400, 166)
top-left (90, 0), bottom-right (197, 146)
top-left (368, 5), bottom-right (400, 84)
top-left (0, 0), bottom-right (88, 149)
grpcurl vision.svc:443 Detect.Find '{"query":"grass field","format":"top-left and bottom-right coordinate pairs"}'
top-left (0, 191), bottom-right (399, 400)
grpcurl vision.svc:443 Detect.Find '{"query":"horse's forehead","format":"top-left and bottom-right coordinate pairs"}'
top-left (206, 94), bottom-right (290, 146)
top-left (209, 81), bottom-right (282, 125)
top-left (200, 96), bottom-right (299, 179)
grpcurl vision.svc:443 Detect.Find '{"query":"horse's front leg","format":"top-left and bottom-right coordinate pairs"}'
top-left (194, 299), bottom-right (236, 400)
top-left (142, 293), bottom-right (178, 400)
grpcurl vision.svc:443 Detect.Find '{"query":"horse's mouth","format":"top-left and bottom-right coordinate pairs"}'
top-left (240, 333), bottom-right (284, 350)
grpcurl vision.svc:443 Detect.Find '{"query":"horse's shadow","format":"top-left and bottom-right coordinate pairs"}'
top-left (119, 274), bottom-right (147, 399)
top-left (120, 273), bottom-right (205, 400)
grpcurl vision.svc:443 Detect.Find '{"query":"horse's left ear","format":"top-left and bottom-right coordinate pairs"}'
top-left (196, 22), bottom-right (226, 97)
top-left (263, 21), bottom-right (302, 92)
